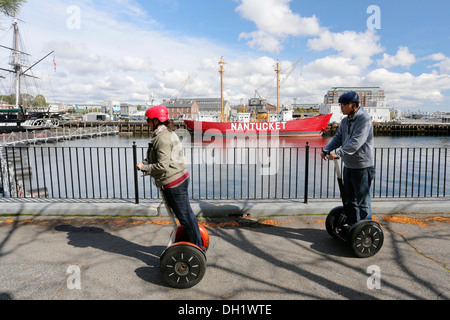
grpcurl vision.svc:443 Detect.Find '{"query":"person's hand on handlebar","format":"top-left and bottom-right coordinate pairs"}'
top-left (321, 150), bottom-right (339, 160)
top-left (327, 153), bottom-right (339, 160)
top-left (136, 160), bottom-right (148, 171)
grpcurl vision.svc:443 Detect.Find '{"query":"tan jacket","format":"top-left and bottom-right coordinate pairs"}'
top-left (140, 126), bottom-right (188, 187)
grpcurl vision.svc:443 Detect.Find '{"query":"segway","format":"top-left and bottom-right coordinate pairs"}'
top-left (325, 158), bottom-right (384, 258)
top-left (159, 188), bottom-right (209, 289)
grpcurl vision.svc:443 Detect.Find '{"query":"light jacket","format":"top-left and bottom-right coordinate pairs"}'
top-left (140, 126), bottom-right (189, 187)
top-left (324, 107), bottom-right (375, 169)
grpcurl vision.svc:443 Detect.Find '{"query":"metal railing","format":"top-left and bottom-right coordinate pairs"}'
top-left (1, 143), bottom-right (448, 202)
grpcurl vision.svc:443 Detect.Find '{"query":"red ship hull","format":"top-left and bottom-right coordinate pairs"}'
top-left (184, 113), bottom-right (332, 137)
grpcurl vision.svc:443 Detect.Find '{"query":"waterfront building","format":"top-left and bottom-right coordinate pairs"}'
top-left (119, 103), bottom-right (138, 119)
top-left (320, 87), bottom-right (391, 123)
top-left (83, 112), bottom-right (111, 121)
top-left (162, 98), bottom-right (231, 121)
top-left (162, 98), bottom-right (200, 120)
top-left (104, 100), bottom-right (121, 112)
top-left (46, 103), bottom-right (71, 113)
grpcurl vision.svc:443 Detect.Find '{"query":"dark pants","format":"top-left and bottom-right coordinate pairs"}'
top-left (343, 166), bottom-right (376, 224)
top-left (162, 177), bottom-right (204, 250)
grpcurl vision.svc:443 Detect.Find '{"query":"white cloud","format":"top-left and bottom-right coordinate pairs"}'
top-left (377, 47), bottom-right (417, 69)
top-left (236, 0), bottom-right (321, 53)
top-left (239, 31), bottom-right (283, 53)
top-left (116, 56), bottom-right (152, 72)
top-left (425, 53), bottom-right (446, 61)
top-left (437, 58), bottom-right (450, 74)
top-left (304, 56), bottom-right (364, 76)
top-left (5, 0), bottom-right (448, 111)
top-left (426, 54), bottom-right (450, 74)
top-left (365, 68), bottom-right (450, 107)
top-left (303, 29), bottom-right (384, 78)
top-left (307, 29), bottom-right (384, 59)
top-left (12, 0), bottom-right (233, 104)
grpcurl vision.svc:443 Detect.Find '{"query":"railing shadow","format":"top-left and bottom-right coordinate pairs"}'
top-left (1, 205), bottom-right (448, 299)
top-left (53, 224), bottom-right (167, 287)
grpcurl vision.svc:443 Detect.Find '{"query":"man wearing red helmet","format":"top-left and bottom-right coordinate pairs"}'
top-left (137, 106), bottom-right (204, 250)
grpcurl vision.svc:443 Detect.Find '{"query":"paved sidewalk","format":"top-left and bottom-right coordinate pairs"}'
top-left (0, 197), bottom-right (448, 217)
top-left (0, 213), bottom-right (448, 301)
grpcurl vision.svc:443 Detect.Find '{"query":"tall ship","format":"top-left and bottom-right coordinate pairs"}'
top-left (184, 58), bottom-right (332, 137)
top-left (0, 18), bottom-right (59, 134)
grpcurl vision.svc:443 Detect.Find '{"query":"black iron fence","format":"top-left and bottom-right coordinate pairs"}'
top-left (1, 143), bottom-right (448, 203)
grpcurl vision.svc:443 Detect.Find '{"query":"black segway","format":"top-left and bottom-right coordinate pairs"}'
top-left (325, 158), bottom-right (384, 258)
top-left (159, 188), bottom-right (209, 289)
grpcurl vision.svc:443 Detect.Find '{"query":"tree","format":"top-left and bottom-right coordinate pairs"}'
top-left (33, 94), bottom-right (47, 107)
top-left (0, 0), bottom-right (27, 17)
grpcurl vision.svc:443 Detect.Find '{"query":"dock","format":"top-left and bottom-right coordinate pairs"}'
top-left (372, 122), bottom-right (450, 136)
top-left (59, 120), bottom-right (186, 137)
top-left (0, 126), bottom-right (119, 147)
top-left (0, 126), bottom-right (119, 198)
top-left (326, 122), bottom-right (450, 136)
top-left (58, 120), bottom-right (450, 137)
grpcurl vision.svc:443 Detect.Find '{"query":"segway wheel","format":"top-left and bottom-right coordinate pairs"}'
top-left (160, 243), bottom-right (207, 289)
top-left (350, 221), bottom-right (384, 258)
top-left (326, 206), bottom-right (345, 240)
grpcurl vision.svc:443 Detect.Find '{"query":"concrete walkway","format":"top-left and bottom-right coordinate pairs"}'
top-left (0, 213), bottom-right (448, 301)
top-left (0, 197), bottom-right (448, 218)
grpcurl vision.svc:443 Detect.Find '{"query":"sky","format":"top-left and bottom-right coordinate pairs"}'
top-left (1, 0), bottom-right (450, 112)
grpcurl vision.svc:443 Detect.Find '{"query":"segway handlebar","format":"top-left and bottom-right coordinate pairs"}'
top-left (334, 158), bottom-right (342, 179)
top-left (332, 158), bottom-right (346, 207)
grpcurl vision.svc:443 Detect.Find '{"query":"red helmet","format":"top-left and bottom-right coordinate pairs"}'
top-left (145, 105), bottom-right (169, 122)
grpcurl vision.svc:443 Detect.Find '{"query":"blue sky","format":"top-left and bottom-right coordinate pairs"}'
top-left (2, 0), bottom-right (449, 111)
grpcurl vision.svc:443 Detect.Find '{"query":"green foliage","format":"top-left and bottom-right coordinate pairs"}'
top-left (0, 93), bottom-right (47, 108)
top-left (0, 0), bottom-right (27, 17)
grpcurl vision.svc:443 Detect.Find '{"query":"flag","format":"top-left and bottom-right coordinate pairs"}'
top-left (53, 56), bottom-right (56, 73)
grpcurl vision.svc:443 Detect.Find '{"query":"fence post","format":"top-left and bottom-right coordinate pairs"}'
top-left (132, 141), bottom-right (139, 204)
top-left (304, 142), bottom-right (309, 204)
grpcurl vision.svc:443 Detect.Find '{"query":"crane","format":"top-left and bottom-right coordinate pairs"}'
top-left (279, 58), bottom-right (302, 88)
top-left (255, 58), bottom-right (302, 110)
top-left (175, 76), bottom-right (191, 101)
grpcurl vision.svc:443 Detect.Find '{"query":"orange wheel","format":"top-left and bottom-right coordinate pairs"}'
top-left (175, 224), bottom-right (209, 252)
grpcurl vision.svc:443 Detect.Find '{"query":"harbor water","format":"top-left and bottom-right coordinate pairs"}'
top-left (1, 131), bottom-right (449, 200)
top-left (46, 130), bottom-right (449, 149)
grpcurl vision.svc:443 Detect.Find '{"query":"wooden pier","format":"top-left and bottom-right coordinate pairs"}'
top-left (326, 122), bottom-right (450, 137)
top-left (373, 123), bottom-right (450, 136)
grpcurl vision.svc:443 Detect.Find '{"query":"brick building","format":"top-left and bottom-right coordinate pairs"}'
top-left (162, 98), bottom-right (231, 121)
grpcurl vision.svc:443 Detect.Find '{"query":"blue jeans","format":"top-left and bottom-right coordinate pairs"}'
top-left (343, 166), bottom-right (375, 224)
top-left (162, 177), bottom-right (204, 250)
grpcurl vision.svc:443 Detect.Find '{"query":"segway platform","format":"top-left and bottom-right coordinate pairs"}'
top-left (325, 158), bottom-right (384, 258)
top-left (326, 206), bottom-right (384, 258)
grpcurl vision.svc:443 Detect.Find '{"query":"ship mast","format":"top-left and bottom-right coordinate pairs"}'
top-left (13, 18), bottom-right (21, 109)
top-left (219, 57), bottom-right (225, 122)
top-left (275, 59), bottom-right (281, 114)
top-left (0, 18), bottom-right (54, 112)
